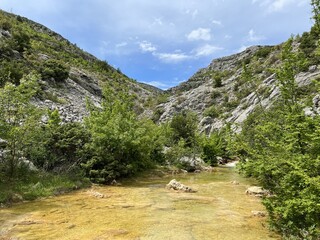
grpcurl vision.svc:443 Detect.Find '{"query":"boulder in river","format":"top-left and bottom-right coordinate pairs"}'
top-left (245, 186), bottom-right (269, 197)
top-left (166, 179), bottom-right (196, 193)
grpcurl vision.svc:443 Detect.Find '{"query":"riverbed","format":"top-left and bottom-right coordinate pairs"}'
top-left (0, 167), bottom-right (280, 239)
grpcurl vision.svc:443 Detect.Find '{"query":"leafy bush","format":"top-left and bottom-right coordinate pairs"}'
top-left (151, 107), bottom-right (165, 123)
top-left (10, 31), bottom-right (31, 52)
top-left (82, 87), bottom-right (162, 183)
top-left (0, 60), bottom-right (24, 86)
top-left (0, 20), bottom-right (12, 31)
top-left (22, 109), bottom-right (89, 174)
top-left (211, 90), bottom-right (222, 99)
top-left (299, 32), bottom-right (317, 57)
top-left (233, 39), bottom-right (320, 238)
top-left (200, 132), bottom-right (226, 166)
top-left (213, 75), bottom-right (222, 87)
top-left (40, 59), bottom-right (70, 82)
top-left (169, 110), bottom-right (198, 147)
top-left (255, 46), bottom-right (273, 58)
top-left (203, 105), bottom-right (220, 118)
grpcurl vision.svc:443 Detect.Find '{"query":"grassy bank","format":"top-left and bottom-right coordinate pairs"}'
top-left (0, 171), bottom-right (91, 207)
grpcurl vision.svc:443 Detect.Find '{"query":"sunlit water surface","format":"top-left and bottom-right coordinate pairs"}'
top-left (0, 167), bottom-right (280, 239)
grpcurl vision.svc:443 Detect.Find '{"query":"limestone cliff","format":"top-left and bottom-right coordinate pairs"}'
top-left (156, 44), bottom-right (320, 133)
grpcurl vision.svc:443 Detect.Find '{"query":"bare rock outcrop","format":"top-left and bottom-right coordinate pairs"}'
top-left (155, 44), bottom-right (320, 133)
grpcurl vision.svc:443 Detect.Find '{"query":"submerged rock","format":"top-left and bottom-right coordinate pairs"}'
top-left (231, 181), bottom-right (239, 185)
top-left (166, 179), bottom-right (196, 193)
top-left (251, 210), bottom-right (267, 217)
top-left (88, 190), bottom-right (106, 198)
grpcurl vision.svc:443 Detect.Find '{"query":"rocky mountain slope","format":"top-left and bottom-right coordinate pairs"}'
top-left (156, 42), bottom-right (320, 133)
top-left (1, 10), bottom-right (319, 131)
top-left (0, 10), bottom-right (161, 122)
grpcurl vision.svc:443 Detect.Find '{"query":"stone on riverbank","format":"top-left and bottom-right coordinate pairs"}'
top-left (245, 186), bottom-right (269, 197)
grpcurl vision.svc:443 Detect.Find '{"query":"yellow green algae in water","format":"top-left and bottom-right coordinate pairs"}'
top-left (0, 167), bottom-right (280, 240)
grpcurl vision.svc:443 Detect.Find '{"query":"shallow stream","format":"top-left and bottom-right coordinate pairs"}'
top-left (0, 167), bottom-right (280, 239)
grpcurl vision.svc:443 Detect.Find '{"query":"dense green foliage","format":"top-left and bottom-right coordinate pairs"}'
top-left (27, 115), bottom-right (90, 172)
top-left (233, 38), bottom-right (320, 239)
top-left (170, 110), bottom-right (198, 147)
top-left (200, 131), bottom-right (227, 166)
top-left (0, 73), bottom-right (41, 178)
top-left (40, 59), bottom-right (70, 82)
top-left (81, 87), bottom-right (165, 183)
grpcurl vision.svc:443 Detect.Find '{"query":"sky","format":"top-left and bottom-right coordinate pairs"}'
top-left (0, 0), bottom-right (314, 89)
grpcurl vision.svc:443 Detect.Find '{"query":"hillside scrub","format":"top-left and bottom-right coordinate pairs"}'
top-left (233, 38), bottom-right (320, 239)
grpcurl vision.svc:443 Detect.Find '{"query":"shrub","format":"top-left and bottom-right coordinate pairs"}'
top-left (0, 21), bottom-right (12, 31)
top-left (151, 107), bottom-right (165, 123)
top-left (26, 112), bottom-right (90, 172)
top-left (213, 75), bottom-right (222, 87)
top-left (200, 132), bottom-right (226, 166)
top-left (10, 31), bottom-right (31, 52)
top-left (299, 32), bottom-right (317, 57)
top-left (0, 60), bottom-right (24, 86)
top-left (170, 110), bottom-right (197, 147)
top-left (203, 106), bottom-right (220, 118)
top-left (40, 59), bottom-right (70, 82)
top-left (82, 87), bottom-right (161, 183)
top-left (255, 46), bottom-right (273, 58)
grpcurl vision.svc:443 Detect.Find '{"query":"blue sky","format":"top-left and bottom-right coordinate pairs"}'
top-left (0, 0), bottom-right (313, 89)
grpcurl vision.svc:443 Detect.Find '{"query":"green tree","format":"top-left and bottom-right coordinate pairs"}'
top-left (169, 110), bottom-right (198, 147)
top-left (275, 38), bottom-right (308, 112)
top-left (82, 87), bottom-right (160, 183)
top-left (233, 38), bottom-right (320, 238)
top-left (0, 73), bottom-right (41, 178)
top-left (311, 0), bottom-right (320, 34)
top-left (200, 131), bottom-right (225, 166)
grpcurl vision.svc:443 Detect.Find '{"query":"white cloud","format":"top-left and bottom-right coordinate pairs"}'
top-left (269, 0), bottom-right (292, 12)
top-left (155, 52), bottom-right (191, 63)
top-left (186, 9), bottom-right (199, 19)
top-left (153, 17), bottom-right (163, 25)
top-left (252, 0), bottom-right (303, 12)
top-left (139, 41), bottom-right (157, 53)
top-left (115, 42), bottom-right (128, 48)
top-left (187, 28), bottom-right (212, 41)
top-left (143, 81), bottom-right (170, 89)
top-left (194, 44), bottom-right (222, 57)
top-left (192, 9), bottom-right (199, 19)
top-left (212, 20), bottom-right (222, 26)
top-left (247, 29), bottom-right (265, 42)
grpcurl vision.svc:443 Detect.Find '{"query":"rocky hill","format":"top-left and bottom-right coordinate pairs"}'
top-left (155, 40), bottom-right (320, 133)
top-left (1, 10), bottom-right (319, 131)
top-left (0, 10), bottom-right (161, 122)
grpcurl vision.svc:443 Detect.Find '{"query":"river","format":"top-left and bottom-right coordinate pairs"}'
top-left (0, 167), bottom-right (280, 239)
